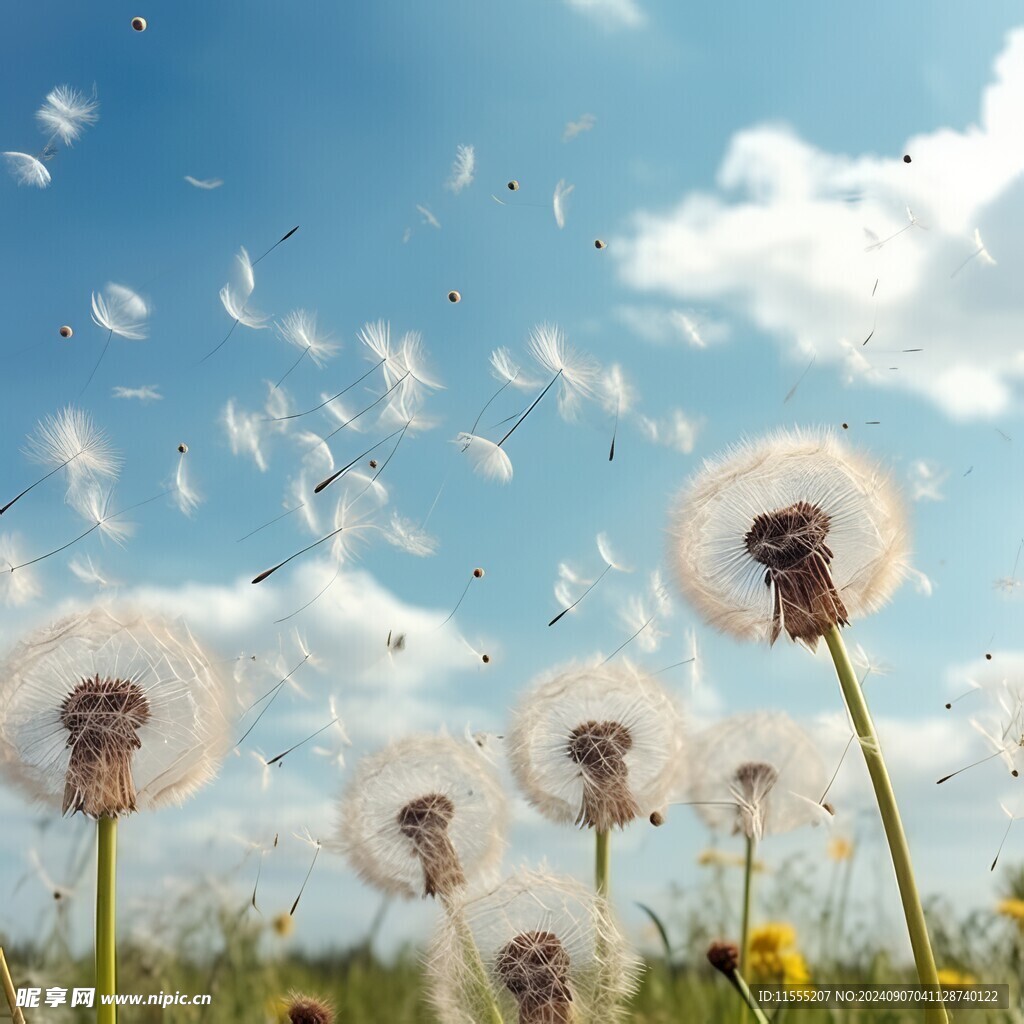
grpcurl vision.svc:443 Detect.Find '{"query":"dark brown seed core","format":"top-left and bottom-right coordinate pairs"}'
top-left (397, 792), bottom-right (465, 898)
top-left (495, 931), bottom-right (573, 1024)
top-left (287, 996), bottom-right (335, 1024)
top-left (566, 720), bottom-right (639, 831)
top-left (59, 675), bottom-right (151, 817)
top-left (744, 500), bottom-right (848, 644)
top-left (707, 940), bottom-right (740, 975)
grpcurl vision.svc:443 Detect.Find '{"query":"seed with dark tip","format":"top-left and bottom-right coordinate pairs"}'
top-left (59, 325), bottom-right (73, 338)
top-left (131, 16), bottom-right (147, 31)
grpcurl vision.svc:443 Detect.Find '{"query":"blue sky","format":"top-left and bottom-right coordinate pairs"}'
top-left (3, 0), bottom-right (1024, 961)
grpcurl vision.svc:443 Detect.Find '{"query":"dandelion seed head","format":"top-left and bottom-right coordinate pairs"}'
top-left (508, 658), bottom-right (685, 832)
top-left (667, 428), bottom-right (908, 647)
top-left (336, 734), bottom-right (506, 900)
top-left (0, 607), bottom-right (232, 817)
top-left (428, 869), bottom-right (640, 1024)
top-left (285, 994), bottom-right (334, 1024)
top-left (688, 712), bottom-right (828, 841)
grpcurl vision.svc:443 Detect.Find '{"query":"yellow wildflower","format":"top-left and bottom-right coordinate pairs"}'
top-left (748, 923), bottom-right (811, 986)
top-left (271, 911), bottom-right (295, 938)
top-left (997, 898), bottom-right (1024, 925)
top-left (697, 848), bottom-right (766, 871)
top-left (827, 836), bottom-right (854, 862)
top-left (937, 969), bottom-right (976, 985)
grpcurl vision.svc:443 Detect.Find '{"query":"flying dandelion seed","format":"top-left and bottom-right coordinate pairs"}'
top-left (85, 283), bottom-right (149, 393)
top-left (131, 16), bottom-right (147, 31)
top-left (4, 152), bottom-right (52, 188)
top-left (951, 228), bottom-right (997, 278)
top-left (595, 239), bottom-right (607, 249)
top-left (604, 570), bottom-right (672, 661)
top-left (59, 325), bottom-right (73, 338)
top-left (448, 290), bottom-right (461, 303)
top-left (171, 445), bottom-right (201, 517)
top-left (184, 175), bottom-right (222, 189)
top-left (553, 179), bottom-right (574, 229)
top-left (274, 310), bottom-right (338, 388)
top-left (903, 154), bottom-right (911, 162)
top-left (0, 534), bottom-right (41, 607)
top-left (437, 567), bottom-right (486, 628)
top-left (237, 643), bottom-right (313, 747)
top-left (289, 830), bottom-right (323, 916)
top-left (336, 734), bottom-right (506, 900)
top-left (990, 803), bottom-right (1024, 871)
top-left (864, 207), bottom-right (925, 253)
top-left (36, 85), bottom-right (99, 147)
top-left (549, 533), bottom-right (629, 626)
top-left (601, 364), bottom-right (635, 461)
top-left (2, 407), bottom-right (120, 516)
top-left (507, 180), bottom-right (519, 190)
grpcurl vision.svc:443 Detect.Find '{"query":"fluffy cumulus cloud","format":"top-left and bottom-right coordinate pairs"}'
top-left (615, 29), bottom-right (1024, 420)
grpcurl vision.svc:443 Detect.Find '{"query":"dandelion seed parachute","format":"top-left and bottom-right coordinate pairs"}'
top-left (428, 869), bottom-right (641, 1024)
top-left (508, 658), bottom-right (685, 832)
top-left (456, 432), bottom-right (513, 483)
top-left (0, 534), bottom-right (41, 607)
top-left (446, 144), bottom-right (475, 194)
top-left (687, 712), bottom-right (829, 841)
top-left (667, 428), bottom-right (908, 648)
top-left (553, 179), bottom-right (574, 229)
top-left (35, 85), bottom-right (99, 147)
top-left (335, 734), bottom-right (506, 900)
top-left (4, 152), bottom-right (51, 188)
top-left (0, 607), bottom-right (232, 817)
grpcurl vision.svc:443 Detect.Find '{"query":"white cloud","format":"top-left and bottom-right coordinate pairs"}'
top-left (907, 459), bottom-right (948, 501)
top-left (615, 29), bottom-right (1024, 420)
top-left (564, 0), bottom-right (644, 28)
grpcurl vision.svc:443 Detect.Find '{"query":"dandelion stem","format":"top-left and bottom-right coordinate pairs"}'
top-left (740, 834), bottom-right (755, 974)
top-left (595, 829), bottom-right (610, 898)
top-left (730, 967), bottom-right (771, 1024)
top-left (0, 946), bottom-right (26, 1024)
top-left (448, 904), bottom-right (504, 1024)
top-left (96, 815), bottom-right (118, 1024)
top-left (824, 625), bottom-right (948, 1024)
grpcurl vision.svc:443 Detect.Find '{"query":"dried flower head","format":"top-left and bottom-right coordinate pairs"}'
top-left (508, 659), bottom-right (685, 832)
top-left (285, 993), bottom-right (334, 1024)
top-left (687, 712), bottom-right (829, 841)
top-left (707, 941), bottom-right (740, 975)
top-left (0, 607), bottom-right (232, 818)
top-left (429, 869), bottom-right (641, 1024)
top-left (336, 734), bottom-right (506, 899)
top-left (668, 429), bottom-right (907, 648)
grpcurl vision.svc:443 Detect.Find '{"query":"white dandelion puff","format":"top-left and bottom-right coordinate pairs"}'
top-left (68, 554), bottom-right (114, 589)
top-left (0, 606), bottom-right (232, 816)
top-left (223, 399), bottom-right (268, 472)
top-left (428, 869), bottom-right (641, 1024)
top-left (527, 323), bottom-right (600, 420)
top-left (35, 85), bottom-right (99, 146)
top-left (275, 310), bottom-right (338, 386)
top-left (383, 513), bottom-right (438, 558)
top-left (686, 712), bottom-right (829, 841)
top-left (4, 152), bottom-right (51, 188)
top-left (335, 733), bottom-right (507, 900)
top-left (508, 658), bottom-right (686, 832)
top-left (90, 284), bottom-right (149, 341)
top-left (667, 428), bottom-right (908, 647)
top-left (446, 143), bottom-right (476, 194)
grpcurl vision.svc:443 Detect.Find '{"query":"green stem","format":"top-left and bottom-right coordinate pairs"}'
top-left (0, 946), bottom-right (26, 1024)
top-left (595, 830), bottom-right (610, 898)
top-left (824, 626), bottom-right (948, 1024)
top-left (448, 904), bottom-right (504, 1024)
top-left (730, 967), bottom-right (771, 1024)
top-left (741, 834), bottom-right (755, 971)
top-left (96, 816), bottom-right (118, 1024)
